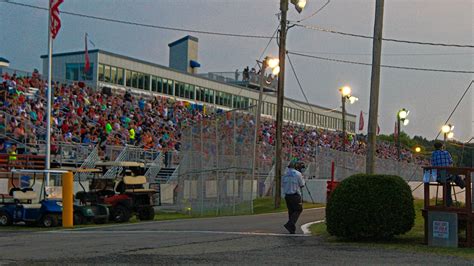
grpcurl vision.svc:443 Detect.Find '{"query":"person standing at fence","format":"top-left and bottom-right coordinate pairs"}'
top-left (431, 141), bottom-right (465, 206)
top-left (282, 161), bottom-right (306, 234)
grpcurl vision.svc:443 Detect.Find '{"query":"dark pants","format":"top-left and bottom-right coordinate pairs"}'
top-left (442, 175), bottom-right (465, 207)
top-left (285, 194), bottom-right (303, 233)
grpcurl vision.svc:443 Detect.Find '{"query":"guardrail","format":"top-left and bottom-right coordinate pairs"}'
top-left (0, 153), bottom-right (45, 171)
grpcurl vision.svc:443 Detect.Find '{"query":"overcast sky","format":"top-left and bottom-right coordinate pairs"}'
top-left (1, 0), bottom-right (473, 141)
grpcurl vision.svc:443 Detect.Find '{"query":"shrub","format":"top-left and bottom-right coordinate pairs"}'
top-left (326, 174), bottom-right (415, 240)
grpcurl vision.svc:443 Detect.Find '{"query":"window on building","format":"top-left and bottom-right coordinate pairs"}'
top-left (98, 64), bottom-right (104, 81)
top-left (151, 76), bottom-right (157, 92)
top-left (131, 72), bottom-right (137, 88)
top-left (157, 77), bottom-right (163, 93)
top-left (126, 70), bottom-right (131, 87)
top-left (66, 63), bottom-right (94, 81)
top-left (137, 73), bottom-right (143, 90)
top-left (117, 68), bottom-right (124, 85)
top-left (168, 80), bottom-right (174, 95)
top-left (104, 65), bottom-right (111, 82)
top-left (184, 84), bottom-right (189, 99)
top-left (110, 67), bottom-right (117, 84)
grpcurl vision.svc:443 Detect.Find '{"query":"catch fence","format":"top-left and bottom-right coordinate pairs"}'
top-left (176, 106), bottom-right (258, 216)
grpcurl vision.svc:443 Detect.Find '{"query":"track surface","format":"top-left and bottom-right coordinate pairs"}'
top-left (0, 208), bottom-right (471, 265)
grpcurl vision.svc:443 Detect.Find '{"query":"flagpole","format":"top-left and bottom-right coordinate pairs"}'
top-left (46, 0), bottom-right (53, 187)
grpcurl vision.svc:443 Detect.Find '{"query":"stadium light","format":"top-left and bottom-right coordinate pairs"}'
top-left (340, 86), bottom-right (352, 97)
top-left (267, 58), bottom-right (279, 69)
top-left (291, 0), bottom-right (307, 13)
top-left (252, 55), bottom-right (279, 210)
top-left (447, 132), bottom-right (454, 139)
top-left (396, 108), bottom-right (409, 161)
top-left (441, 124), bottom-right (454, 146)
top-left (339, 85), bottom-right (357, 152)
top-left (272, 66), bottom-right (280, 75)
top-left (441, 124), bottom-right (451, 133)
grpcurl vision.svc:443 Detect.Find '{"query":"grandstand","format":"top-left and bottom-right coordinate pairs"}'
top-left (40, 35), bottom-right (357, 133)
top-left (0, 36), bottom-right (427, 201)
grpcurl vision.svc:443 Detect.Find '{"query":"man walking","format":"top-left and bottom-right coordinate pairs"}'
top-left (282, 161), bottom-right (306, 234)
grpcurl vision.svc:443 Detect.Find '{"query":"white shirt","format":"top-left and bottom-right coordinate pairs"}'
top-left (282, 168), bottom-right (305, 195)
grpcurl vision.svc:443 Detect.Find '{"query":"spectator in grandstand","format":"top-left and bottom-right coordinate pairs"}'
top-left (243, 66), bottom-right (249, 81)
top-left (8, 143), bottom-right (17, 162)
top-left (0, 140), bottom-right (6, 154)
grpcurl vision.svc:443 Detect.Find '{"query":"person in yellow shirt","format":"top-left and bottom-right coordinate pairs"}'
top-left (8, 144), bottom-right (17, 164)
top-left (129, 127), bottom-right (136, 145)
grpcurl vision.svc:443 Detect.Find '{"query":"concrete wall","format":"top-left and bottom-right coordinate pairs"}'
top-left (304, 179), bottom-right (472, 204)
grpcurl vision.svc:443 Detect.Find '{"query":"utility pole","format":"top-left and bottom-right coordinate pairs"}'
top-left (275, 0), bottom-right (288, 208)
top-left (341, 96), bottom-right (346, 152)
top-left (366, 0), bottom-right (385, 174)
top-left (397, 118), bottom-right (401, 160)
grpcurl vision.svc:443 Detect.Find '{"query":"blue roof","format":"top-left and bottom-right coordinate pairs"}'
top-left (0, 57), bottom-right (9, 63)
top-left (168, 35), bottom-right (198, 47)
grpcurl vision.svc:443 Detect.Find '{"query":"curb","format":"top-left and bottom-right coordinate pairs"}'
top-left (301, 219), bottom-right (325, 235)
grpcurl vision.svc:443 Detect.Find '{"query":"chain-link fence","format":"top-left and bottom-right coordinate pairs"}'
top-left (176, 106), bottom-right (257, 216)
top-left (302, 147), bottom-right (423, 182)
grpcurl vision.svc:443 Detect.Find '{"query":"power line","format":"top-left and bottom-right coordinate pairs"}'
top-left (286, 53), bottom-right (327, 128)
top-left (256, 26), bottom-right (280, 66)
top-left (297, 0), bottom-right (331, 23)
top-left (3, 1), bottom-right (274, 40)
top-left (434, 80), bottom-right (474, 140)
top-left (287, 51), bottom-right (474, 74)
top-left (294, 23), bottom-right (474, 49)
top-left (290, 50), bottom-right (474, 57)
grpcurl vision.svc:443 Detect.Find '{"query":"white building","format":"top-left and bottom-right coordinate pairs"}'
top-left (41, 36), bottom-right (356, 132)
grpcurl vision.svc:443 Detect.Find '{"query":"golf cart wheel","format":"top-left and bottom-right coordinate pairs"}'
top-left (111, 205), bottom-right (131, 223)
top-left (40, 214), bottom-right (58, 228)
top-left (138, 206), bottom-right (155, 221)
top-left (74, 212), bottom-right (85, 225)
top-left (0, 211), bottom-right (12, 226)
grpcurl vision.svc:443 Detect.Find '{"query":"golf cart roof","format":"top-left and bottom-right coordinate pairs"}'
top-left (11, 169), bottom-right (70, 174)
top-left (54, 167), bottom-right (102, 173)
top-left (95, 161), bottom-right (145, 167)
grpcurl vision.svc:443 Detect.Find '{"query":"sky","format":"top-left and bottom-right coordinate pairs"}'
top-left (1, 0), bottom-right (473, 141)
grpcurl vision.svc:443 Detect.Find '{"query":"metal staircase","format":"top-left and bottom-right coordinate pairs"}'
top-left (100, 146), bottom-right (129, 179)
top-left (144, 152), bottom-right (165, 183)
top-left (73, 145), bottom-right (99, 181)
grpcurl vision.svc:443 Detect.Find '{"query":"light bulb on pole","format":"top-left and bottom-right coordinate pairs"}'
top-left (253, 55), bottom-right (279, 209)
top-left (339, 85), bottom-right (357, 152)
top-left (396, 108), bottom-right (409, 161)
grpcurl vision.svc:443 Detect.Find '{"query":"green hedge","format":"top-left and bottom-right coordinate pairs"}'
top-left (326, 174), bottom-right (415, 240)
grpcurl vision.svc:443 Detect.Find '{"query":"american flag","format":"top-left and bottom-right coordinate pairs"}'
top-left (84, 33), bottom-right (90, 73)
top-left (50, 0), bottom-right (64, 39)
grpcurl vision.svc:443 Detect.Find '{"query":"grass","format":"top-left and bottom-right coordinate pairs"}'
top-left (0, 197), bottom-right (324, 231)
top-left (309, 200), bottom-right (474, 259)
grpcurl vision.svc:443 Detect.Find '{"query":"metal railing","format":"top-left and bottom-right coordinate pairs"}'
top-left (199, 71), bottom-right (278, 91)
top-left (144, 152), bottom-right (164, 182)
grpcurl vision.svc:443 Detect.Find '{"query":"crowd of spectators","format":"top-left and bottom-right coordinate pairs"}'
top-left (0, 70), bottom-right (427, 165)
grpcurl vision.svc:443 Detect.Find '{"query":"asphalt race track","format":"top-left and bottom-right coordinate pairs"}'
top-left (0, 208), bottom-right (471, 265)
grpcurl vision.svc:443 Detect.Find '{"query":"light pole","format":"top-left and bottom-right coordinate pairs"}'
top-left (251, 56), bottom-right (279, 204)
top-left (339, 86), bottom-right (358, 152)
top-left (275, 0), bottom-right (307, 209)
top-left (396, 108), bottom-right (409, 161)
top-left (441, 124), bottom-right (454, 147)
